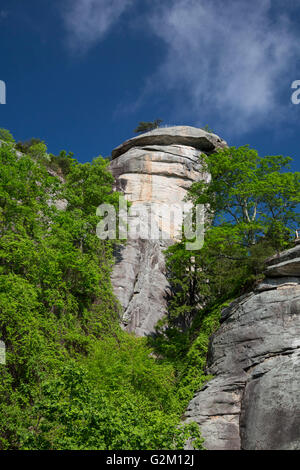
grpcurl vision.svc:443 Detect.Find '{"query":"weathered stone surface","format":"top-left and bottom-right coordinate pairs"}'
top-left (109, 127), bottom-right (225, 336)
top-left (111, 126), bottom-right (227, 160)
top-left (255, 277), bottom-right (300, 292)
top-left (112, 238), bottom-right (172, 336)
top-left (184, 246), bottom-right (300, 450)
top-left (240, 352), bottom-right (300, 450)
top-left (265, 245), bottom-right (300, 277)
top-left (265, 244), bottom-right (300, 266)
top-left (110, 144), bottom-right (208, 207)
top-left (266, 258), bottom-right (300, 277)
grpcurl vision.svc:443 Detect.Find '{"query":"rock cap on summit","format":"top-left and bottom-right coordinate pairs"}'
top-left (111, 125), bottom-right (227, 159)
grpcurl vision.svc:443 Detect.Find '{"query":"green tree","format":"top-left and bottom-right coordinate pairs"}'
top-left (49, 150), bottom-right (75, 176)
top-left (150, 145), bottom-right (300, 416)
top-left (164, 145), bottom-right (300, 328)
top-left (134, 119), bottom-right (163, 134)
top-left (201, 125), bottom-right (214, 134)
top-left (0, 134), bottom-right (204, 450)
top-left (15, 137), bottom-right (42, 154)
top-left (190, 145), bottom-right (300, 248)
top-left (28, 142), bottom-right (50, 163)
top-left (0, 128), bottom-right (15, 143)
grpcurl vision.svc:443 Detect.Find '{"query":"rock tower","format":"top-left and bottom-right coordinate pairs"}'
top-left (109, 126), bottom-right (227, 336)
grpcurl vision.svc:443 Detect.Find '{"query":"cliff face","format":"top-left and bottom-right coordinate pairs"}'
top-left (184, 244), bottom-right (300, 450)
top-left (109, 126), bottom-right (227, 336)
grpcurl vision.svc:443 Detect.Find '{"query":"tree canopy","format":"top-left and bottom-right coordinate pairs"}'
top-left (0, 130), bottom-right (203, 450)
top-left (3, 131), bottom-right (297, 450)
top-left (164, 145), bottom-right (300, 330)
top-left (190, 145), bottom-right (300, 248)
top-left (134, 119), bottom-right (163, 134)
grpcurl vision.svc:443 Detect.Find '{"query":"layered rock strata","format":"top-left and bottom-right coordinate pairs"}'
top-left (109, 126), bottom-right (227, 336)
top-left (184, 244), bottom-right (300, 450)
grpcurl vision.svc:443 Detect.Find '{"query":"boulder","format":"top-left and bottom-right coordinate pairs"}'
top-left (184, 247), bottom-right (300, 449)
top-left (265, 245), bottom-right (300, 277)
top-left (111, 126), bottom-right (227, 160)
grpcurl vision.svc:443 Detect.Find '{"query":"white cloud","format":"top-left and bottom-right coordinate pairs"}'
top-left (62, 0), bottom-right (133, 51)
top-left (61, 0), bottom-right (299, 133)
top-left (146, 0), bottom-right (299, 132)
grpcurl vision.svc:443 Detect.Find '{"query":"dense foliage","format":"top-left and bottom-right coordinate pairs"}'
top-left (3, 133), bottom-right (297, 451)
top-left (0, 133), bottom-right (203, 450)
top-left (166, 145), bottom-right (300, 325)
top-left (152, 145), bottom-right (300, 397)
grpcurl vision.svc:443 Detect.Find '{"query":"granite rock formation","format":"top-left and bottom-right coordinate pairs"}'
top-left (184, 244), bottom-right (300, 450)
top-left (109, 126), bottom-right (227, 336)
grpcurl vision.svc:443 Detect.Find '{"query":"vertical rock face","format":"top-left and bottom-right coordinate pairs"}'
top-left (109, 126), bottom-right (227, 336)
top-left (184, 244), bottom-right (300, 450)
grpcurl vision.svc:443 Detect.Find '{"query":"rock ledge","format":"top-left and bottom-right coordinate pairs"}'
top-left (184, 245), bottom-right (300, 450)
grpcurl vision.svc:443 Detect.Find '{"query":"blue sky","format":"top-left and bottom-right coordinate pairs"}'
top-left (1, 0), bottom-right (300, 172)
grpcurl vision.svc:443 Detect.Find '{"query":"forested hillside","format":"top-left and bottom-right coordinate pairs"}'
top-left (1, 128), bottom-right (299, 451)
top-left (0, 131), bottom-right (203, 450)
